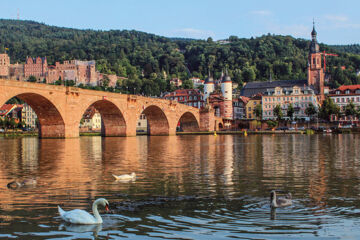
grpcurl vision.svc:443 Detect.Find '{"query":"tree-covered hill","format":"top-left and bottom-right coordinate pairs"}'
top-left (0, 19), bottom-right (359, 95)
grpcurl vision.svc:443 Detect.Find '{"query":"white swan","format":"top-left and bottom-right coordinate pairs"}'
top-left (270, 190), bottom-right (292, 208)
top-left (112, 172), bottom-right (136, 181)
top-left (58, 198), bottom-right (109, 224)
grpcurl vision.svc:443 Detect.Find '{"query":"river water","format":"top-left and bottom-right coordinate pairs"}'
top-left (0, 134), bottom-right (360, 239)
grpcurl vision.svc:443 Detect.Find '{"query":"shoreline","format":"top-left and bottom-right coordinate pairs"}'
top-left (0, 128), bottom-right (357, 138)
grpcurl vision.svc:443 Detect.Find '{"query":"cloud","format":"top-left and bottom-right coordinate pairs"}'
top-left (250, 10), bottom-right (272, 16)
top-left (324, 15), bottom-right (349, 22)
top-left (171, 28), bottom-right (215, 39)
top-left (322, 15), bottom-right (360, 29)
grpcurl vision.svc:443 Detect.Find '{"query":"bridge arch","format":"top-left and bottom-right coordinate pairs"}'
top-left (4, 93), bottom-right (65, 138)
top-left (80, 100), bottom-right (127, 137)
top-left (177, 112), bottom-right (200, 132)
top-left (142, 105), bottom-right (169, 135)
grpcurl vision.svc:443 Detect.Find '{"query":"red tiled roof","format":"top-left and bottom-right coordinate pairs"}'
top-left (163, 89), bottom-right (202, 98)
top-left (337, 85), bottom-right (360, 91)
top-left (0, 104), bottom-right (17, 116)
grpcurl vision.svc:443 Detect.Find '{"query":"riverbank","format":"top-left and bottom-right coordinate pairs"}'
top-left (0, 128), bottom-right (358, 137)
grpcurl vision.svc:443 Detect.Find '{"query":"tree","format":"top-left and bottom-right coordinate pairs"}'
top-left (344, 101), bottom-right (357, 120)
top-left (28, 76), bottom-right (37, 82)
top-left (287, 103), bottom-right (294, 120)
top-left (319, 97), bottom-right (340, 121)
top-left (242, 67), bottom-right (256, 82)
top-left (254, 104), bottom-right (262, 120)
top-left (305, 103), bottom-right (317, 119)
top-left (182, 79), bottom-right (194, 89)
top-left (273, 104), bottom-right (283, 121)
top-left (266, 120), bottom-right (277, 129)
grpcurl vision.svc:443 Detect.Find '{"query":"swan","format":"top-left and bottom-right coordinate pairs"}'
top-left (7, 178), bottom-right (37, 189)
top-left (58, 198), bottom-right (109, 224)
top-left (270, 190), bottom-right (292, 208)
top-left (112, 172), bottom-right (136, 181)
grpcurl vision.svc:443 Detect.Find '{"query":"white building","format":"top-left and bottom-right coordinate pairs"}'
top-left (21, 103), bottom-right (38, 129)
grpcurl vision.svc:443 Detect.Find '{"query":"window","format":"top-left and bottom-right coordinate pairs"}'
top-left (345, 90), bottom-right (350, 94)
top-left (336, 90), bottom-right (340, 95)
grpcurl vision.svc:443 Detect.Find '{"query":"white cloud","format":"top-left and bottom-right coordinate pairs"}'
top-left (324, 15), bottom-right (349, 22)
top-left (172, 28), bottom-right (215, 39)
top-left (322, 15), bottom-right (360, 29)
top-left (250, 10), bottom-right (272, 16)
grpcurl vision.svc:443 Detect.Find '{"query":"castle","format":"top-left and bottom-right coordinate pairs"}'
top-left (0, 55), bottom-right (118, 87)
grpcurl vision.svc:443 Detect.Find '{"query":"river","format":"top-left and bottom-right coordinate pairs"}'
top-left (0, 134), bottom-right (360, 239)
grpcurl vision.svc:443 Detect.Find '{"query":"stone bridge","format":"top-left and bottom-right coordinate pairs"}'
top-left (0, 79), bottom-right (218, 138)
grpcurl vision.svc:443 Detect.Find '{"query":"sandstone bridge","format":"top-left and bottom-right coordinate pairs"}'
top-left (0, 79), bottom-right (220, 138)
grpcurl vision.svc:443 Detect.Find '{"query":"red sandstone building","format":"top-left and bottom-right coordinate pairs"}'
top-left (24, 57), bottom-right (48, 80)
top-left (0, 53), bottom-right (10, 77)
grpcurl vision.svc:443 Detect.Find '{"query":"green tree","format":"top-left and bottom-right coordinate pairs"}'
top-left (287, 103), bottom-right (294, 120)
top-left (266, 120), bottom-right (277, 129)
top-left (182, 79), bottom-right (194, 89)
top-left (242, 67), bottom-right (256, 82)
top-left (305, 103), bottom-right (317, 120)
top-left (28, 75), bottom-right (37, 82)
top-left (319, 98), bottom-right (340, 121)
top-left (344, 101), bottom-right (357, 119)
top-left (254, 104), bottom-right (262, 120)
top-left (273, 104), bottom-right (283, 121)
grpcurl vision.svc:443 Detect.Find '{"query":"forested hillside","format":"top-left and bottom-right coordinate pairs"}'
top-left (0, 19), bottom-right (359, 95)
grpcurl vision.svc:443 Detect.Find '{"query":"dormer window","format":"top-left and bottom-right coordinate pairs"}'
top-left (345, 90), bottom-right (350, 94)
top-left (336, 90), bottom-right (340, 95)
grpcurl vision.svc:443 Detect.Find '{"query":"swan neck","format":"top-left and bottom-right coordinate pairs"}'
top-left (92, 200), bottom-right (103, 223)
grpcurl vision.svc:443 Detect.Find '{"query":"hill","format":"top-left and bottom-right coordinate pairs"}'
top-left (0, 19), bottom-right (359, 95)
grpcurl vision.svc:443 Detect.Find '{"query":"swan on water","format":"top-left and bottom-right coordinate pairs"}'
top-left (58, 198), bottom-right (110, 224)
top-left (270, 190), bottom-right (292, 208)
top-left (112, 172), bottom-right (136, 181)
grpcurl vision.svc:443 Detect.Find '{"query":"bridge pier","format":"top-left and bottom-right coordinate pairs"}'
top-left (39, 124), bottom-right (66, 138)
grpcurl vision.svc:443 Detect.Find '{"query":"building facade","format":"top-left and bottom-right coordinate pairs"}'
top-left (329, 84), bottom-right (360, 122)
top-left (80, 106), bottom-right (102, 130)
top-left (233, 96), bottom-right (249, 120)
top-left (246, 94), bottom-right (262, 119)
top-left (21, 103), bottom-right (38, 129)
top-left (0, 53), bottom-right (10, 77)
top-left (163, 89), bottom-right (205, 109)
top-left (24, 57), bottom-right (48, 80)
top-left (262, 86), bottom-right (319, 120)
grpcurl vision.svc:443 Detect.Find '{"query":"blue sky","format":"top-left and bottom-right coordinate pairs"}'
top-left (1, 0), bottom-right (359, 44)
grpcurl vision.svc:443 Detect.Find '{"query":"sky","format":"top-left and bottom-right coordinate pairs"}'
top-left (1, 0), bottom-right (360, 45)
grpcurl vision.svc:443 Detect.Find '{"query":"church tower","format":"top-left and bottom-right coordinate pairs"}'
top-left (307, 22), bottom-right (325, 98)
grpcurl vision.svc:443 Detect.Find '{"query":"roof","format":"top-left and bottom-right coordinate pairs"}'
top-left (163, 89), bottom-right (202, 98)
top-left (337, 85), bottom-right (360, 91)
top-left (240, 79), bottom-right (308, 97)
top-left (0, 104), bottom-right (17, 116)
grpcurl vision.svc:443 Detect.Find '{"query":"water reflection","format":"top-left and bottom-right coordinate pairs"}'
top-left (0, 134), bottom-right (360, 239)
